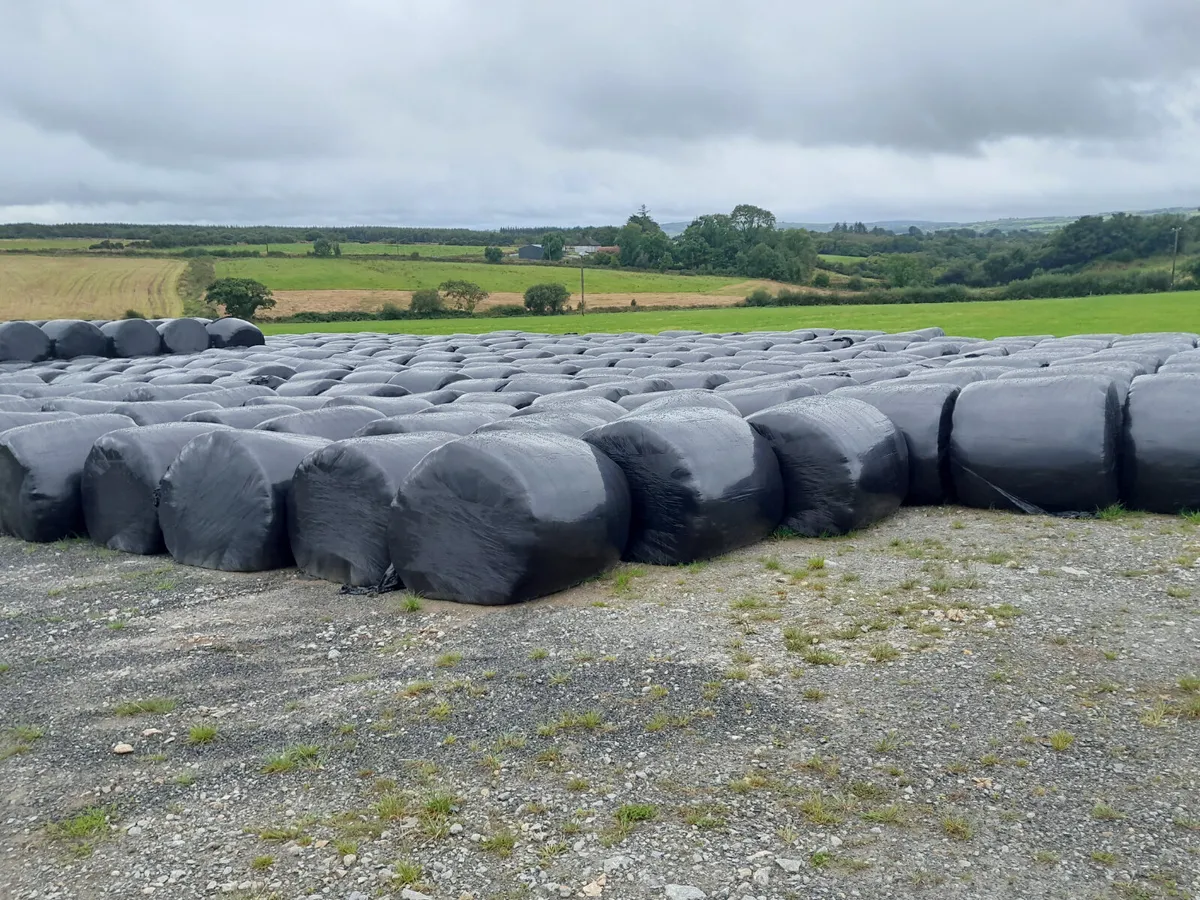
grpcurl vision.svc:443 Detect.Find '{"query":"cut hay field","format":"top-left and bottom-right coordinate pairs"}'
top-left (0, 238), bottom-right (97, 251)
top-left (215, 257), bottom-right (749, 294)
top-left (0, 255), bottom-right (184, 320)
top-left (260, 289), bottom-right (1200, 339)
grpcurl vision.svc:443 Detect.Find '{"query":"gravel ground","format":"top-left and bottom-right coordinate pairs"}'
top-left (1, 506), bottom-right (1197, 900)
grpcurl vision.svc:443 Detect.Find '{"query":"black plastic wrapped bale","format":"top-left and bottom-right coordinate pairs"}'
top-left (709, 382), bottom-right (819, 416)
top-left (620, 390), bottom-right (740, 416)
top-left (81, 422), bottom-right (231, 553)
top-left (832, 382), bottom-right (959, 505)
top-left (520, 396), bottom-right (626, 422)
top-left (320, 382), bottom-right (412, 398)
top-left (100, 319), bottom-right (161, 358)
top-left (158, 430), bottom-right (331, 571)
top-left (388, 432), bottom-right (630, 604)
top-left (356, 408), bottom-right (508, 437)
top-left (245, 395), bottom-right (327, 410)
top-left (289, 433), bottom-right (459, 586)
top-left (0, 414), bottom-right (137, 541)
top-left (582, 407), bottom-right (782, 564)
top-left (254, 406), bottom-right (384, 439)
top-left (205, 318), bottom-right (264, 349)
top-left (181, 404), bottom-right (302, 428)
top-left (476, 411), bottom-right (608, 438)
top-left (41, 320), bottom-right (108, 359)
top-left (1120, 374), bottom-right (1200, 513)
top-left (949, 375), bottom-right (1120, 514)
top-left (746, 397), bottom-right (909, 536)
top-left (180, 385), bottom-right (275, 407)
top-left (387, 370), bottom-right (467, 393)
top-left (276, 379), bottom-right (340, 397)
top-left (0, 411), bottom-right (79, 432)
top-left (0, 322), bottom-right (52, 363)
top-left (157, 318), bottom-right (210, 354)
top-left (107, 400), bottom-right (222, 426)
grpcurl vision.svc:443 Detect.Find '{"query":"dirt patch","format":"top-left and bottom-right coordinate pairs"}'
top-left (1, 507), bottom-right (1197, 899)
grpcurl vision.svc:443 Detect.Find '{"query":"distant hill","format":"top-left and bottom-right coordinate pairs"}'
top-left (661, 206), bottom-right (1200, 236)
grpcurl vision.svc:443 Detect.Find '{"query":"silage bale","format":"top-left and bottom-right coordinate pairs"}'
top-left (476, 411), bottom-right (608, 439)
top-left (41, 320), bottom-right (108, 359)
top-left (184, 385), bottom-right (276, 407)
top-left (323, 395), bottom-right (434, 416)
top-left (949, 375), bottom-right (1120, 514)
top-left (388, 432), bottom-right (630, 604)
top-left (205, 318), bottom-right (265, 348)
top-left (0, 411), bottom-right (79, 431)
top-left (158, 430), bottom-right (330, 571)
top-left (520, 395), bottom-right (626, 422)
top-left (100, 319), bottom-right (161, 358)
top-left (181, 404), bottom-right (303, 428)
top-left (356, 408), bottom-right (510, 436)
top-left (714, 382), bottom-right (819, 416)
top-left (244, 395), bottom-right (327, 410)
top-left (157, 318), bottom-right (211, 354)
top-left (831, 382), bottom-right (959, 504)
top-left (254, 406), bottom-right (384, 439)
top-left (106, 400), bottom-right (223, 426)
top-left (81, 422), bottom-right (231, 553)
top-left (288, 433), bottom-right (459, 586)
top-left (746, 396), bottom-right (909, 535)
top-left (0, 322), bottom-right (52, 363)
top-left (0, 414), bottom-right (137, 541)
top-left (1120, 374), bottom-right (1200, 513)
top-left (582, 407), bottom-right (782, 564)
top-left (619, 389), bottom-right (740, 416)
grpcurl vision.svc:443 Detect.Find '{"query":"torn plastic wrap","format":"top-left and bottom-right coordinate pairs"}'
top-left (82, 422), bottom-right (231, 553)
top-left (832, 382), bottom-right (959, 504)
top-left (388, 432), bottom-right (630, 604)
top-left (746, 396), bottom-right (909, 535)
top-left (254, 406), bottom-right (384, 439)
top-left (289, 433), bottom-right (459, 586)
top-left (950, 375), bottom-right (1121, 514)
top-left (1120, 374), bottom-right (1200, 513)
top-left (582, 407), bottom-right (782, 564)
top-left (0, 414), bottom-right (137, 541)
top-left (158, 430), bottom-right (331, 571)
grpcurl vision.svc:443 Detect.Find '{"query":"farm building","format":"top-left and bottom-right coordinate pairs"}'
top-left (517, 244), bottom-right (544, 260)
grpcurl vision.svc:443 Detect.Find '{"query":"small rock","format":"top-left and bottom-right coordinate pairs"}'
top-left (665, 887), bottom-right (706, 900)
top-left (113, 743), bottom-right (134, 755)
top-left (775, 858), bottom-right (803, 874)
top-left (401, 890), bottom-right (433, 900)
top-left (342, 853), bottom-right (356, 867)
top-left (126, 826), bottom-right (143, 837)
top-left (327, 649), bottom-right (341, 660)
top-left (753, 868), bottom-right (770, 886)
top-left (348, 893), bottom-right (369, 900)
top-left (829, 836), bottom-right (843, 848)
top-left (449, 823), bottom-right (463, 835)
top-left (603, 855), bottom-right (633, 873)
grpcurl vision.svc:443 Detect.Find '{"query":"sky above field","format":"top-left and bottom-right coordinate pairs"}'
top-left (1, 0), bottom-right (1198, 227)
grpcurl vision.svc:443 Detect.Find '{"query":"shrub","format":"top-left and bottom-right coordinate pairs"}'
top-left (122, 309), bottom-right (145, 319)
top-left (846, 275), bottom-right (865, 291)
top-left (484, 304), bottom-right (527, 317)
top-left (409, 289), bottom-right (444, 317)
top-left (745, 287), bottom-right (774, 307)
top-left (812, 272), bottom-right (831, 288)
top-left (524, 282), bottom-right (571, 315)
top-left (484, 246), bottom-right (503, 263)
top-left (378, 303), bottom-right (405, 321)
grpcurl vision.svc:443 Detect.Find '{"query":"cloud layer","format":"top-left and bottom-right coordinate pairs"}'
top-left (1, 0), bottom-right (1198, 226)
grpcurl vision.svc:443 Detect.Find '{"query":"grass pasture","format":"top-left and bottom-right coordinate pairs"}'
top-left (214, 257), bottom-right (749, 295)
top-left (0, 255), bottom-right (184, 320)
top-left (818, 253), bottom-right (868, 266)
top-left (260, 289), bottom-right (1200, 339)
top-left (0, 238), bottom-right (98, 252)
top-left (196, 242), bottom-right (510, 258)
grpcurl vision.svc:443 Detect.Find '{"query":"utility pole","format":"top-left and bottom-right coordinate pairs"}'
top-left (1170, 226), bottom-right (1181, 288)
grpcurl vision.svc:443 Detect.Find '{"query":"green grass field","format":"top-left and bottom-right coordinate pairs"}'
top-left (0, 238), bottom-right (509, 258)
top-left (818, 254), bottom-right (868, 266)
top-left (0, 238), bottom-right (97, 251)
top-left (216, 258), bottom-right (748, 294)
top-left (260, 290), bottom-right (1200, 339)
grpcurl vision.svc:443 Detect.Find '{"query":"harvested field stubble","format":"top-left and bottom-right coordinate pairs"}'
top-left (0, 506), bottom-right (1196, 899)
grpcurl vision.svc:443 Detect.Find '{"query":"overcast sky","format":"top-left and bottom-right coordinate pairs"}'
top-left (1, 0), bottom-right (1198, 227)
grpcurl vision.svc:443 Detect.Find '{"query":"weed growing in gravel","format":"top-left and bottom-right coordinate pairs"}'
top-left (114, 697), bottom-right (176, 716)
top-left (984, 550), bottom-right (1013, 564)
top-left (493, 733), bottom-right (526, 751)
top-left (262, 744), bottom-right (321, 774)
top-left (398, 594), bottom-right (422, 613)
top-left (536, 709), bottom-right (605, 737)
top-left (874, 730), bottom-right (902, 753)
top-left (435, 652), bottom-right (463, 668)
top-left (0, 725), bottom-right (45, 760)
top-left (1092, 802), bottom-right (1124, 821)
top-left (760, 556), bottom-right (781, 571)
top-left (0, 663), bottom-right (9, 674)
top-left (391, 859), bottom-right (423, 885)
top-left (802, 648), bottom-right (843, 666)
top-left (1048, 730), bottom-right (1075, 751)
top-left (610, 567), bottom-right (647, 595)
top-left (803, 688), bottom-right (826, 702)
top-left (480, 829), bottom-right (517, 856)
top-left (250, 855), bottom-right (274, 870)
top-left (862, 804), bottom-right (904, 825)
top-left (1166, 585), bottom-right (1193, 598)
top-left (1180, 675), bottom-right (1200, 693)
top-left (782, 625), bottom-right (817, 652)
top-left (1138, 701), bottom-right (1170, 727)
top-left (400, 680), bottom-right (434, 697)
top-left (566, 776), bottom-right (589, 791)
top-left (941, 812), bottom-right (974, 840)
top-left (1091, 850), bottom-right (1117, 865)
top-left (1097, 503), bottom-right (1132, 521)
top-left (868, 643), bottom-right (900, 662)
top-left (529, 647), bottom-right (549, 660)
top-left (1033, 850), bottom-right (1060, 864)
top-left (980, 753), bottom-right (1001, 767)
top-left (681, 804), bottom-right (726, 829)
top-left (428, 700), bottom-right (452, 721)
top-left (47, 805), bottom-right (116, 857)
top-left (806, 557), bottom-right (826, 570)
top-left (1183, 696), bottom-right (1200, 720)
top-left (188, 723), bottom-right (218, 745)
top-left (173, 772), bottom-right (195, 786)
top-left (616, 803), bottom-right (657, 825)
top-left (798, 793), bottom-right (844, 826)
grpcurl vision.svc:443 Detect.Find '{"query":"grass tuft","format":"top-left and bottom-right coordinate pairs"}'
top-left (113, 697), bottom-right (176, 717)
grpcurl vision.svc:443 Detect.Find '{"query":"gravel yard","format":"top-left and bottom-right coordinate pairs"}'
top-left (1, 506), bottom-right (1197, 900)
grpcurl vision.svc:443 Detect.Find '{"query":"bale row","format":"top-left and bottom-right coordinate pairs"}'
top-left (0, 317), bottom-right (263, 362)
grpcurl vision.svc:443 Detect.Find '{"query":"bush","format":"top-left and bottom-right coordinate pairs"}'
top-left (524, 282), bottom-right (571, 315)
top-left (484, 246), bottom-right (503, 263)
top-left (812, 272), bottom-right (831, 288)
top-left (483, 304), bottom-right (527, 317)
top-left (846, 275), bottom-right (865, 291)
top-left (744, 288), bottom-right (774, 307)
top-left (378, 303), bottom-right (405, 320)
top-left (999, 270), bottom-right (1172, 300)
top-left (122, 309), bottom-right (145, 319)
top-left (409, 289), bottom-right (444, 317)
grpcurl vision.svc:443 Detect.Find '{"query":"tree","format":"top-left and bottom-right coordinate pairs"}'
top-left (409, 288), bottom-right (443, 316)
top-left (884, 255), bottom-right (932, 288)
top-left (812, 272), bottom-right (831, 288)
top-left (484, 245), bottom-right (503, 263)
top-left (205, 278), bottom-right (275, 320)
top-left (312, 237), bottom-right (334, 257)
top-left (523, 282), bottom-right (570, 315)
top-left (541, 233), bottom-right (565, 261)
top-left (730, 204), bottom-right (777, 244)
top-left (439, 279), bottom-right (488, 314)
